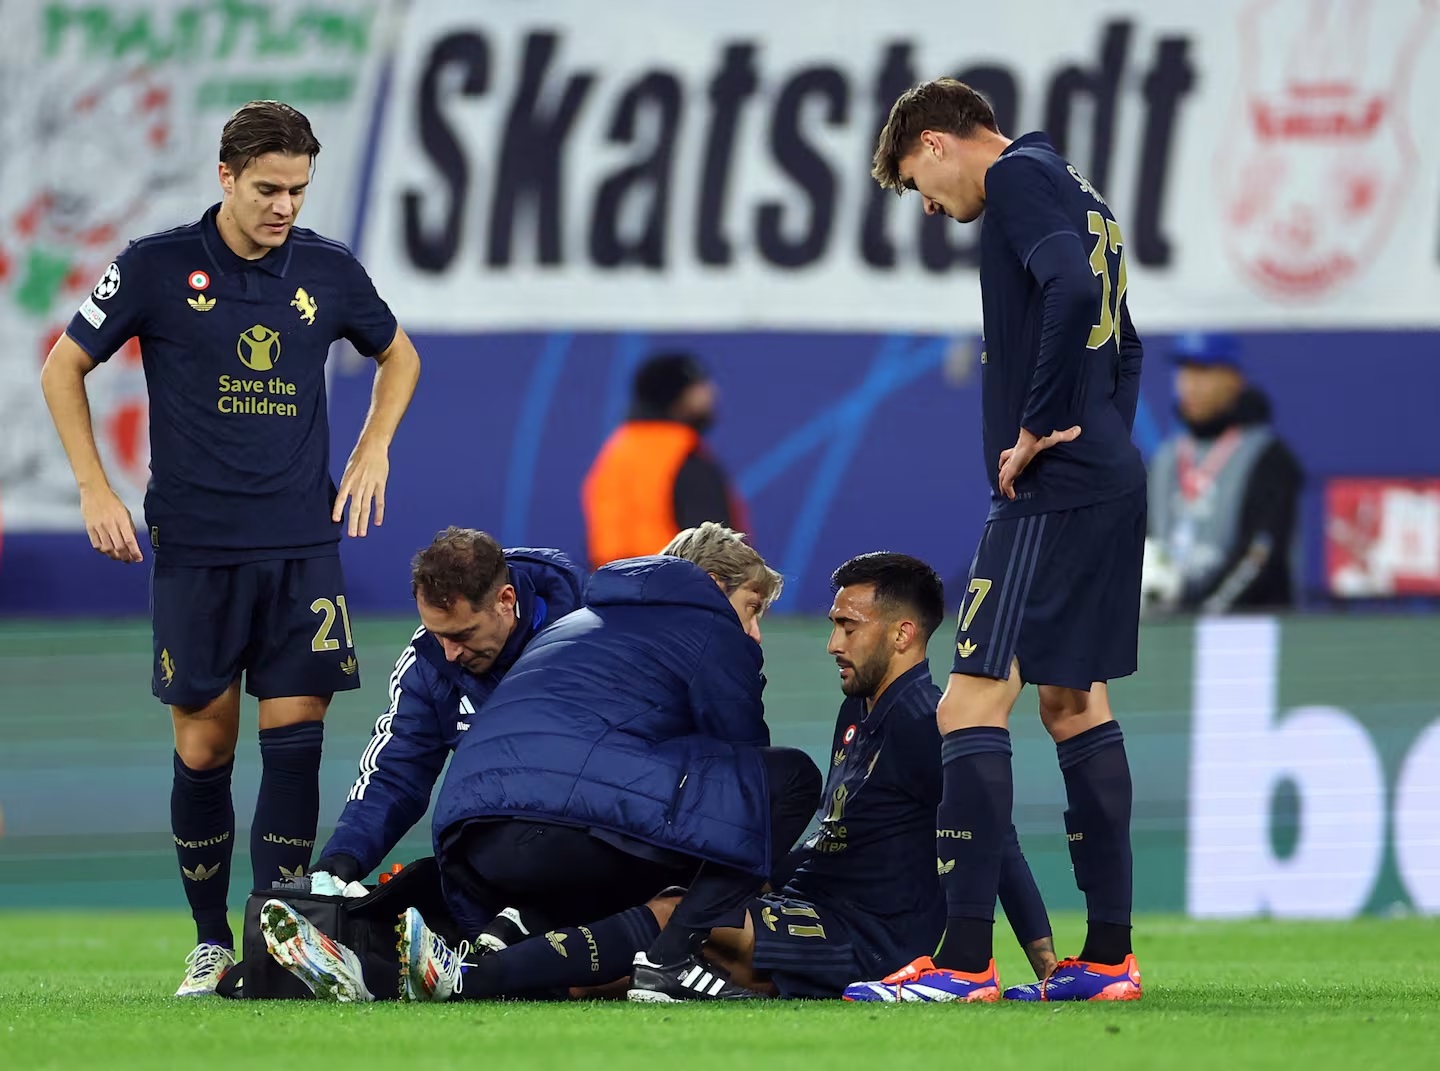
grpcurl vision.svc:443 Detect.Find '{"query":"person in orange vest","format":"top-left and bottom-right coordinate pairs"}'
top-left (583, 352), bottom-right (747, 570)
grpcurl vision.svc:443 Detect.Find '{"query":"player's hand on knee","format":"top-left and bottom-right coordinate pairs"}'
top-left (80, 486), bottom-right (143, 563)
top-left (333, 443), bottom-right (390, 537)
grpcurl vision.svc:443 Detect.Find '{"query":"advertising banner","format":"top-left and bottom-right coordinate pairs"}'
top-left (2, 613), bottom-right (1436, 917)
top-left (363, 0), bottom-right (1440, 332)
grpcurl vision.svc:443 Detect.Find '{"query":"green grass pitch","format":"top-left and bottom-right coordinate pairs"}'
top-left (2, 912), bottom-right (1437, 1070)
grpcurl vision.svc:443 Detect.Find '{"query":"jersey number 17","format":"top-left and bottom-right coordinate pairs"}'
top-left (1085, 209), bottom-right (1129, 351)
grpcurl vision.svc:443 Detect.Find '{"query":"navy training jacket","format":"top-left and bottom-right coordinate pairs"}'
top-left (432, 555), bottom-right (773, 881)
top-left (318, 549), bottom-right (584, 879)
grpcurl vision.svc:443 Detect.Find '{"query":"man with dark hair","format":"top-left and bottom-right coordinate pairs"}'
top-left (39, 99), bottom-right (422, 996)
top-left (630, 552), bottom-right (1055, 1001)
top-left (582, 352), bottom-right (745, 569)
top-left (850, 78), bottom-right (1146, 1003)
top-left (307, 528), bottom-right (585, 890)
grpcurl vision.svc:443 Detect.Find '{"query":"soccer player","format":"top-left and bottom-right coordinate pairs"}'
top-left (308, 528), bottom-right (583, 889)
top-left (629, 553), bottom-right (1055, 1001)
top-left (844, 80), bottom-right (1146, 1003)
top-left (39, 100), bottom-right (421, 996)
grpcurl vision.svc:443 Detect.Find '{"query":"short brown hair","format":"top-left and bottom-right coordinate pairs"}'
top-left (871, 78), bottom-right (999, 192)
top-left (219, 100), bottom-right (321, 176)
top-left (411, 527), bottom-right (509, 610)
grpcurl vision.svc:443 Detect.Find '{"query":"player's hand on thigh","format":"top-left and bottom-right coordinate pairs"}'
top-left (333, 441), bottom-right (390, 538)
top-left (80, 485), bottom-right (143, 562)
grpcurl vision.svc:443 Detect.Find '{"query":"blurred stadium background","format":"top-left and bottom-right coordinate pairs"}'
top-left (1, 0), bottom-right (1438, 928)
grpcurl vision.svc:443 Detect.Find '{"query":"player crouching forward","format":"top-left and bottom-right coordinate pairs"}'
top-left (309, 528), bottom-right (583, 890)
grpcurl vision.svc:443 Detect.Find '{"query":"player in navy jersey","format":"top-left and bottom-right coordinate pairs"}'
top-left (845, 80), bottom-right (1146, 1003)
top-left (39, 101), bottom-right (421, 996)
top-left (629, 553), bottom-right (1055, 1002)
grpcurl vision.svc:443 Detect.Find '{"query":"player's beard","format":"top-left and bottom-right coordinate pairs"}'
top-left (839, 648), bottom-right (890, 699)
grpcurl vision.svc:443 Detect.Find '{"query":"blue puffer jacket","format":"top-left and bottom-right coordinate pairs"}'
top-left (432, 555), bottom-right (772, 881)
top-left (318, 549), bottom-right (584, 879)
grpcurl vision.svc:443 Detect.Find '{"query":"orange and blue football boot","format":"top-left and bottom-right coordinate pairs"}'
top-left (842, 956), bottom-right (1001, 1003)
top-left (1003, 954), bottom-right (1141, 1001)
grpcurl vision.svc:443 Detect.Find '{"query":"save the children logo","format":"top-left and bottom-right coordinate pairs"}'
top-left (237, 325), bottom-right (282, 371)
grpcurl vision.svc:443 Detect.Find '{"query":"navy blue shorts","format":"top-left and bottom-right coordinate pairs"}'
top-left (150, 555), bottom-right (361, 707)
top-left (749, 894), bottom-right (861, 999)
top-left (950, 486), bottom-right (1145, 690)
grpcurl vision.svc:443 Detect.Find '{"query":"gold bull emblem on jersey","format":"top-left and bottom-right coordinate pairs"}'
top-left (237, 325), bottom-right (281, 371)
top-left (291, 287), bottom-right (317, 325)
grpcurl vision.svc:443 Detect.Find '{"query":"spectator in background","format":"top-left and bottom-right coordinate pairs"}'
top-left (1143, 334), bottom-right (1303, 613)
top-left (582, 352), bottom-right (747, 570)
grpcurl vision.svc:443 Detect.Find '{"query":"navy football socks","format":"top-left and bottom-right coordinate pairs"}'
top-left (463, 905), bottom-right (661, 999)
top-left (932, 726), bottom-right (1013, 973)
top-left (171, 752), bottom-right (236, 948)
top-left (998, 823), bottom-right (1053, 949)
top-left (251, 721), bottom-right (324, 893)
top-left (1057, 720), bottom-right (1134, 965)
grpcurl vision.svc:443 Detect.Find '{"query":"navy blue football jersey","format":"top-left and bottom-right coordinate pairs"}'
top-left (781, 661), bottom-right (944, 963)
top-left (66, 205), bottom-right (397, 564)
top-left (979, 133), bottom-right (1146, 518)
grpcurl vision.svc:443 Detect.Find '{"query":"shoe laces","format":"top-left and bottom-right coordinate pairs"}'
top-left (431, 935), bottom-right (471, 995)
top-left (184, 943), bottom-right (231, 977)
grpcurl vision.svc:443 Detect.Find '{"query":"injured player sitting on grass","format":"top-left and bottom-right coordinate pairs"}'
top-left (258, 553), bottom-right (1056, 1002)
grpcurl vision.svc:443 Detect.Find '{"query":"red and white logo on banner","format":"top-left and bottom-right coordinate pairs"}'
top-left (1219, 0), bottom-right (1437, 299)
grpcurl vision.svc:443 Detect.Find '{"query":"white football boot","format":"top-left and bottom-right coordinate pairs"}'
top-left (397, 906), bottom-right (470, 1002)
top-left (260, 898), bottom-right (374, 1003)
top-left (175, 942), bottom-right (236, 997)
